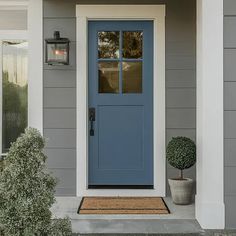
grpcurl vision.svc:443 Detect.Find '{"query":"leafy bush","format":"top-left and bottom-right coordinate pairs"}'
top-left (0, 128), bottom-right (72, 236)
top-left (166, 137), bottom-right (196, 179)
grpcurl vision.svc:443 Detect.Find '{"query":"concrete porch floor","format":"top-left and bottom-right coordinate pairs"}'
top-left (51, 197), bottom-right (204, 234)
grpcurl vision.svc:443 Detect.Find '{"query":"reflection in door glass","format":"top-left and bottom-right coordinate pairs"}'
top-left (98, 31), bottom-right (120, 59)
top-left (122, 62), bottom-right (142, 93)
top-left (99, 62), bottom-right (120, 93)
top-left (123, 31), bottom-right (143, 59)
top-left (2, 40), bottom-right (28, 153)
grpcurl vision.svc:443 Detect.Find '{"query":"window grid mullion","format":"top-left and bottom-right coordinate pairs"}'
top-left (119, 30), bottom-right (123, 94)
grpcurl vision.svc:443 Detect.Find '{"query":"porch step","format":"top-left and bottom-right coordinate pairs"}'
top-left (71, 219), bottom-right (203, 235)
top-left (73, 234), bottom-right (203, 236)
top-left (73, 231), bottom-right (236, 236)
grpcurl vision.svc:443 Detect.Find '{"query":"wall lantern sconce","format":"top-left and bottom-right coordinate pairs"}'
top-left (45, 31), bottom-right (70, 65)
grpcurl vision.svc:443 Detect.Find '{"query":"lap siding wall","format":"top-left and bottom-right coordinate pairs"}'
top-left (224, 0), bottom-right (236, 229)
top-left (43, 0), bottom-right (196, 197)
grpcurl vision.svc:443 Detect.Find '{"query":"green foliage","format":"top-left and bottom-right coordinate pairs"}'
top-left (166, 137), bottom-right (196, 173)
top-left (49, 218), bottom-right (72, 236)
top-left (0, 128), bottom-right (72, 236)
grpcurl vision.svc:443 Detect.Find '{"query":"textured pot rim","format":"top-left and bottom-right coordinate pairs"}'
top-left (168, 178), bottom-right (194, 182)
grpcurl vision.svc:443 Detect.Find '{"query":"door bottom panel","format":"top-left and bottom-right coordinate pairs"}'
top-left (88, 185), bottom-right (154, 189)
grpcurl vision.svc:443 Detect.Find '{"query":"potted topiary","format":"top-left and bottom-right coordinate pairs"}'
top-left (166, 137), bottom-right (196, 205)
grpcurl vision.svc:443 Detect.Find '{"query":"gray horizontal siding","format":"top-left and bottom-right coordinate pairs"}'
top-left (225, 196), bottom-right (236, 228)
top-left (224, 0), bottom-right (236, 228)
top-left (224, 17), bottom-right (236, 48)
top-left (166, 41), bottom-right (195, 55)
top-left (166, 55), bottom-right (196, 70)
top-left (166, 9), bottom-right (196, 177)
top-left (166, 70), bottom-right (196, 88)
top-left (44, 18), bottom-right (76, 41)
top-left (166, 129), bottom-right (196, 143)
top-left (44, 88), bottom-right (76, 108)
top-left (44, 109), bottom-right (76, 129)
top-left (225, 167), bottom-right (236, 195)
top-left (166, 88), bottom-right (196, 108)
top-left (45, 149), bottom-right (76, 168)
top-left (43, 0), bottom-right (196, 197)
top-left (224, 0), bottom-right (236, 15)
top-left (44, 129), bottom-right (76, 149)
top-left (49, 168), bottom-right (76, 196)
top-left (44, 70), bottom-right (76, 88)
top-left (224, 83), bottom-right (236, 110)
top-left (225, 111), bottom-right (236, 139)
top-left (225, 139), bottom-right (236, 167)
top-left (166, 109), bottom-right (196, 129)
top-left (224, 49), bottom-right (236, 81)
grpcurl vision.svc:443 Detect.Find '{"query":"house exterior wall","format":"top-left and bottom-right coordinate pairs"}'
top-left (43, 0), bottom-right (196, 196)
top-left (224, 0), bottom-right (236, 229)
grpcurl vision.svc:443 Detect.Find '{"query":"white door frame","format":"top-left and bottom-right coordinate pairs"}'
top-left (76, 5), bottom-right (166, 196)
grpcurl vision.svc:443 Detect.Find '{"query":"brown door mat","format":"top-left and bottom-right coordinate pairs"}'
top-left (78, 197), bottom-right (170, 214)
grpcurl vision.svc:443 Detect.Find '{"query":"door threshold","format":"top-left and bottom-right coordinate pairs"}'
top-left (88, 185), bottom-right (154, 189)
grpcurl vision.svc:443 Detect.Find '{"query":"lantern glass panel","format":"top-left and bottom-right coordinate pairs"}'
top-left (47, 43), bottom-right (68, 64)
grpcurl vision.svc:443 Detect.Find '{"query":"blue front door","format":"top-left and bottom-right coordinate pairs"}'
top-left (88, 21), bottom-right (153, 188)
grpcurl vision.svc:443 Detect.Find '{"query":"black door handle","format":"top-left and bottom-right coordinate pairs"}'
top-left (89, 108), bottom-right (95, 136)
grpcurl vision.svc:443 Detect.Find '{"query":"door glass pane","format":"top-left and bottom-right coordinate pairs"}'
top-left (98, 31), bottom-right (120, 59)
top-left (99, 62), bottom-right (119, 93)
top-left (2, 40), bottom-right (28, 153)
top-left (122, 62), bottom-right (142, 93)
top-left (123, 31), bottom-right (143, 59)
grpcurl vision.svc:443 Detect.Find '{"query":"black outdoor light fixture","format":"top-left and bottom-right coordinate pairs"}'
top-left (45, 31), bottom-right (70, 65)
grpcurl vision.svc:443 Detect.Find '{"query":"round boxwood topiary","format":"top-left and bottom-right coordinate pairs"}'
top-left (166, 137), bottom-right (196, 179)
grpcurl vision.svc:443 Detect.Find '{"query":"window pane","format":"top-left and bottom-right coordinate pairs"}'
top-left (98, 31), bottom-right (119, 59)
top-left (122, 62), bottom-right (142, 93)
top-left (123, 31), bottom-right (143, 59)
top-left (99, 62), bottom-right (119, 93)
top-left (47, 43), bottom-right (68, 64)
top-left (2, 40), bottom-right (28, 153)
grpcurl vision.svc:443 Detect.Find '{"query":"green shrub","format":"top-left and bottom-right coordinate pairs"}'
top-left (166, 137), bottom-right (196, 179)
top-left (0, 128), bottom-right (72, 236)
top-left (0, 159), bottom-right (4, 171)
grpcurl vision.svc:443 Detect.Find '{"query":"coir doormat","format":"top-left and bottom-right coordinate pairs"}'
top-left (78, 197), bottom-right (170, 214)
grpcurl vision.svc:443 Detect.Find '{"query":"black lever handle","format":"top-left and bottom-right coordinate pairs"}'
top-left (89, 108), bottom-right (95, 136)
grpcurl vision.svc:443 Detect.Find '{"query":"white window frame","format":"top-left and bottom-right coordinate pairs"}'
top-left (76, 5), bottom-right (166, 197)
top-left (0, 0), bottom-right (43, 157)
top-left (0, 1), bottom-right (28, 10)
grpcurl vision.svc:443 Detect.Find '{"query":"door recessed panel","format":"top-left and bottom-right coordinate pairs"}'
top-left (98, 106), bottom-right (143, 170)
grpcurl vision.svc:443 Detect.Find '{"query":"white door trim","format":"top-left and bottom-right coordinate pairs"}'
top-left (76, 5), bottom-right (166, 196)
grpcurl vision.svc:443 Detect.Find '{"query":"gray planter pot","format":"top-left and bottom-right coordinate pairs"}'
top-left (168, 178), bottom-right (194, 205)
